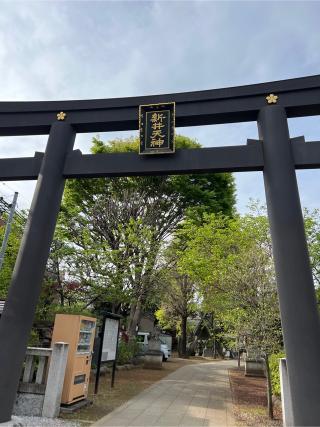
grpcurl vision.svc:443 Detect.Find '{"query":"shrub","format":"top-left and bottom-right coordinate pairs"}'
top-left (28, 329), bottom-right (40, 347)
top-left (117, 339), bottom-right (140, 365)
top-left (269, 351), bottom-right (285, 397)
top-left (53, 304), bottom-right (93, 318)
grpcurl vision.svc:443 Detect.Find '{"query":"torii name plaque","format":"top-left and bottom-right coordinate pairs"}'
top-left (139, 102), bottom-right (175, 155)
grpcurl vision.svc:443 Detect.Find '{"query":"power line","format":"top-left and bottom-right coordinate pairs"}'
top-left (0, 194), bottom-right (25, 225)
top-left (0, 182), bottom-right (31, 206)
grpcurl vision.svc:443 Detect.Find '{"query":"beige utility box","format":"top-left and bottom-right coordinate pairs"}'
top-left (51, 314), bottom-right (96, 405)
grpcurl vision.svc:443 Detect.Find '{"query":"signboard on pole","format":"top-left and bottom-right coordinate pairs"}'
top-left (94, 312), bottom-right (121, 394)
top-left (101, 317), bottom-right (119, 362)
top-left (139, 102), bottom-right (175, 155)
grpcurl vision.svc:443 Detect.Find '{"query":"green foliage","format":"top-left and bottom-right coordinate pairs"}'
top-left (155, 235), bottom-right (201, 356)
top-left (304, 208), bottom-right (320, 287)
top-left (117, 340), bottom-right (140, 365)
top-left (28, 329), bottom-right (40, 347)
top-left (0, 216), bottom-right (25, 298)
top-left (52, 304), bottom-right (93, 318)
top-left (155, 307), bottom-right (175, 331)
top-left (90, 135), bottom-right (235, 220)
top-left (35, 299), bottom-right (93, 324)
top-left (91, 134), bottom-right (200, 154)
top-left (316, 287), bottom-right (320, 306)
top-left (179, 204), bottom-right (283, 354)
top-left (269, 352), bottom-right (286, 397)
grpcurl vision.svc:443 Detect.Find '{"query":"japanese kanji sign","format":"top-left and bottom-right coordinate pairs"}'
top-left (139, 102), bottom-right (175, 154)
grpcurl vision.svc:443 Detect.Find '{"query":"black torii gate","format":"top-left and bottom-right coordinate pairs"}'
top-left (0, 76), bottom-right (320, 425)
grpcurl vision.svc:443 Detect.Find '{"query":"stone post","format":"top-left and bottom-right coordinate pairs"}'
top-left (42, 342), bottom-right (69, 418)
top-left (280, 358), bottom-right (294, 427)
top-left (144, 336), bottom-right (163, 370)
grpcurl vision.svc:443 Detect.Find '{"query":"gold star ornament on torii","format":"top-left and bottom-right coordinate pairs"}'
top-left (266, 94), bottom-right (278, 104)
top-left (57, 111), bottom-right (67, 121)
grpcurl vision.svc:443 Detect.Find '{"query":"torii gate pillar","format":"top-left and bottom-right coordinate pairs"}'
top-left (0, 122), bottom-right (75, 423)
top-left (259, 106), bottom-right (320, 426)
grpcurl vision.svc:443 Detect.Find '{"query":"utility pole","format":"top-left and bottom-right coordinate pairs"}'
top-left (0, 192), bottom-right (18, 270)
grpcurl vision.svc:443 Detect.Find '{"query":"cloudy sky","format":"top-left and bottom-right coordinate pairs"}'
top-left (0, 0), bottom-right (320, 213)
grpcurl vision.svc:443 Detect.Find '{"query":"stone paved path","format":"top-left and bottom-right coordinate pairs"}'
top-left (92, 360), bottom-right (235, 427)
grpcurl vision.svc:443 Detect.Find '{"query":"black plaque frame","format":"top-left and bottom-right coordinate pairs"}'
top-left (139, 102), bottom-right (175, 155)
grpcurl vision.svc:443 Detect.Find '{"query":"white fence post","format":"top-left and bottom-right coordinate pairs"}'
top-left (279, 358), bottom-right (294, 427)
top-left (42, 342), bottom-right (69, 418)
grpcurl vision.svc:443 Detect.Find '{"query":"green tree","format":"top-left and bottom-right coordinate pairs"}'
top-left (156, 274), bottom-right (197, 357)
top-left (179, 208), bottom-right (282, 356)
top-left (57, 135), bottom-right (235, 336)
top-left (155, 238), bottom-right (199, 357)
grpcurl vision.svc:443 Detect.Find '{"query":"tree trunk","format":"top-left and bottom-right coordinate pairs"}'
top-left (56, 273), bottom-right (64, 306)
top-left (127, 303), bottom-right (136, 335)
top-left (180, 314), bottom-right (188, 358)
top-left (127, 300), bottom-right (142, 338)
top-left (60, 293), bottom-right (64, 306)
top-left (264, 354), bottom-right (274, 419)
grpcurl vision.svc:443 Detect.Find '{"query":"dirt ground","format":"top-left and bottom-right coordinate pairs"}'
top-left (60, 356), bottom-right (211, 426)
top-left (229, 367), bottom-right (282, 427)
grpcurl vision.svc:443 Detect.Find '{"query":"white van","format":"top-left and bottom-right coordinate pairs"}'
top-left (137, 332), bottom-right (169, 361)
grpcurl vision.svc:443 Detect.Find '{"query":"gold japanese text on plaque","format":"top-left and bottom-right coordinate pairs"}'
top-left (139, 102), bottom-right (175, 155)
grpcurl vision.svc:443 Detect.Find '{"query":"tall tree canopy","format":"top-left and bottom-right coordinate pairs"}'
top-left (56, 135), bottom-right (235, 334)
